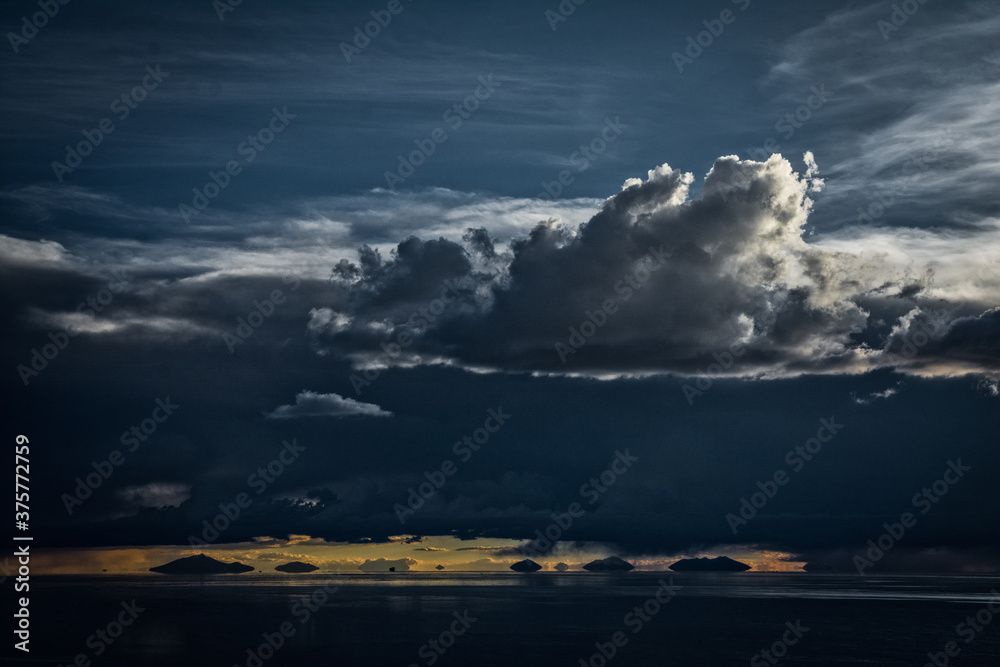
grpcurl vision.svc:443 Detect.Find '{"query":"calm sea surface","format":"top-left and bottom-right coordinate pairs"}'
top-left (10, 573), bottom-right (1000, 666)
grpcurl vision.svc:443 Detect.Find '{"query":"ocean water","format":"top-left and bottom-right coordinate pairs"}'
top-left (11, 573), bottom-right (1000, 666)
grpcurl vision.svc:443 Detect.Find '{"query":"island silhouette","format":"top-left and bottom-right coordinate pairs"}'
top-left (668, 556), bottom-right (751, 572)
top-left (582, 556), bottom-right (635, 571)
top-left (150, 554), bottom-right (254, 574)
top-left (275, 561), bottom-right (319, 573)
top-left (509, 559), bottom-right (543, 572)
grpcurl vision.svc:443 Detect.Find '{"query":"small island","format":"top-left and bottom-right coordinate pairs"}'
top-left (668, 556), bottom-right (751, 572)
top-left (510, 559), bottom-right (542, 572)
top-left (583, 556), bottom-right (635, 572)
top-left (554, 562), bottom-right (569, 572)
top-left (275, 561), bottom-right (319, 573)
top-left (150, 554), bottom-right (254, 575)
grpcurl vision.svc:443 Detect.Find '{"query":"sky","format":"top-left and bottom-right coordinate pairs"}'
top-left (1, 0), bottom-right (998, 574)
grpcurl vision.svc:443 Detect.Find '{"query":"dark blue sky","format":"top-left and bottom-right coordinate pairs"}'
top-left (2, 0), bottom-right (940, 217)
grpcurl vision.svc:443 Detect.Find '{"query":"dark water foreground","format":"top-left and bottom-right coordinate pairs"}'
top-left (8, 572), bottom-right (1000, 666)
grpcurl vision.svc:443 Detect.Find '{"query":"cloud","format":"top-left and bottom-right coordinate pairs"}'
top-left (250, 535), bottom-right (324, 548)
top-left (265, 391), bottom-right (392, 419)
top-left (0, 234), bottom-right (71, 267)
top-left (313, 154), bottom-right (999, 383)
top-left (247, 551), bottom-right (323, 565)
top-left (763, 1), bottom-right (1000, 230)
top-left (852, 382), bottom-right (901, 405)
top-left (0, 185), bottom-right (599, 283)
top-left (116, 483), bottom-right (191, 510)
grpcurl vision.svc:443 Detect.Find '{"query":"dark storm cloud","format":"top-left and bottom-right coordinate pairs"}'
top-left (312, 155), bottom-right (999, 382)
top-left (1, 0), bottom-right (997, 572)
top-left (95, 374), bottom-right (1000, 562)
top-left (6, 295), bottom-right (998, 565)
top-left (2, 160), bottom-right (996, 566)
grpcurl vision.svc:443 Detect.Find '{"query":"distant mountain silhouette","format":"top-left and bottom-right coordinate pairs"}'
top-left (150, 554), bottom-right (254, 574)
top-left (436, 564), bottom-right (445, 570)
top-left (583, 556), bottom-right (635, 571)
top-left (668, 556), bottom-right (751, 572)
top-left (510, 559), bottom-right (542, 572)
top-left (555, 562), bottom-right (569, 572)
top-left (275, 561), bottom-right (319, 573)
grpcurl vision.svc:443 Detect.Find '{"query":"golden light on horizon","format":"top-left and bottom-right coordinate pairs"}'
top-left (27, 536), bottom-right (805, 575)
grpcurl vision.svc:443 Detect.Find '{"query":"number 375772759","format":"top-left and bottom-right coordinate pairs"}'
top-left (15, 435), bottom-right (29, 530)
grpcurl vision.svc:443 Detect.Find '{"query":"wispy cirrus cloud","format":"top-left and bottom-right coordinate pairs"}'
top-left (762, 0), bottom-right (1000, 230)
